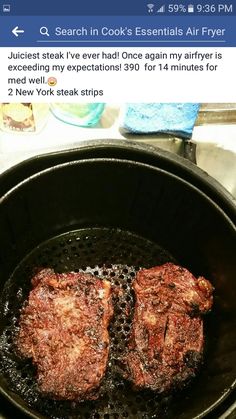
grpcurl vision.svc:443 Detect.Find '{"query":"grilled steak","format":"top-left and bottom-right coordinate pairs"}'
top-left (122, 263), bottom-right (213, 392)
top-left (16, 268), bottom-right (113, 401)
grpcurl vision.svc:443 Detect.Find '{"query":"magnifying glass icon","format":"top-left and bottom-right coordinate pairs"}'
top-left (40, 26), bottom-right (50, 36)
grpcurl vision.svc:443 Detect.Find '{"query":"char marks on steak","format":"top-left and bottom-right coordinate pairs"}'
top-left (122, 263), bottom-right (213, 392)
top-left (16, 268), bottom-right (113, 401)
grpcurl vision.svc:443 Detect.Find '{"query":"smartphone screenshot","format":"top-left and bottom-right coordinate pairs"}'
top-left (0, 1), bottom-right (235, 419)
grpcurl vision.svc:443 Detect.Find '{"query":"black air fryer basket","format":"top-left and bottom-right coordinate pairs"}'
top-left (0, 140), bottom-right (235, 419)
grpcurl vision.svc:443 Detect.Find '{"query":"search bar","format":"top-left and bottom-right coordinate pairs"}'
top-left (0, 16), bottom-right (234, 47)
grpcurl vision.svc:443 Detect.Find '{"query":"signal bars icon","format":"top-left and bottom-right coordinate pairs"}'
top-left (147, 3), bottom-right (155, 13)
top-left (157, 4), bottom-right (165, 13)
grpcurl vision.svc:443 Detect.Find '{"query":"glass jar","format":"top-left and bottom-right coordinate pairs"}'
top-left (50, 103), bottom-right (105, 127)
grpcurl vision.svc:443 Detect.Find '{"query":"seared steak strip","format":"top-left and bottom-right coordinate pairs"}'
top-left (122, 263), bottom-right (213, 392)
top-left (16, 268), bottom-right (113, 401)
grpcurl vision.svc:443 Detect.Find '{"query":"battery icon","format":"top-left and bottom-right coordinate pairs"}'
top-left (188, 4), bottom-right (194, 12)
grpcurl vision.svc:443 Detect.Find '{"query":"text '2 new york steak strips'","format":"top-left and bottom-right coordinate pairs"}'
top-left (122, 263), bottom-right (214, 393)
top-left (16, 269), bottom-right (113, 401)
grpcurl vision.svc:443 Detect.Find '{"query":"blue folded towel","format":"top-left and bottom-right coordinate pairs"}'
top-left (120, 103), bottom-right (200, 139)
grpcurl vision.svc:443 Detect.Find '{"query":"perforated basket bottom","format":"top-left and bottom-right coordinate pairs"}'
top-left (0, 227), bottom-right (179, 419)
